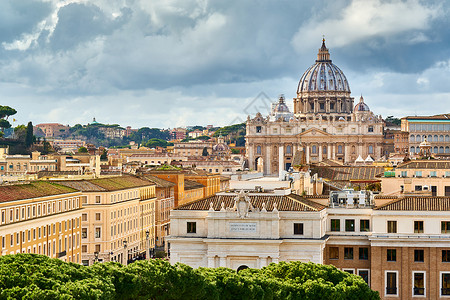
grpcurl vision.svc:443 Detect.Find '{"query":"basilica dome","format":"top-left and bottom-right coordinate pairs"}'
top-left (354, 96), bottom-right (370, 112)
top-left (297, 39), bottom-right (350, 94)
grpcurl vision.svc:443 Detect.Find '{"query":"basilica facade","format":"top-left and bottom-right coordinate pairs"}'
top-left (246, 40), bottom-right (384, 175)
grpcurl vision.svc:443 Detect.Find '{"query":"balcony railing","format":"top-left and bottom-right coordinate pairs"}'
top-left (57, 250), bottom-right (66, 258)
top-left (386, 287), bottom-right (397, 295)
top-left (413, 287), bottom-right (425, 296)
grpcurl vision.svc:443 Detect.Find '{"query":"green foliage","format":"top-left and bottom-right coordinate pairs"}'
top-left (202, 147), bottom-right (209, 156)
top-left (231, 148), bottom-right (240, 154)
top-left (155, 250), bottom-right (166, 258)
top-left (0, 105), bottom-right (17, 120)
top-left (195, 135), bottom-right (210, 141)
top-left (100, 149), bottom-right (108, 160)
top-left (213, 123), bottom-right (245, 138)
top-left (0, 119), bottom-right (11, 131)
top-left (25, 122), bottom-right (33, 148)
top-left (385, 116), bottom-right (401, 126)
top-left (144, 138), bottom-right (173, 148)
top-left (78, 146), bottom-right (88, 153)
top-left (0, 255), bottom-right (379, 300)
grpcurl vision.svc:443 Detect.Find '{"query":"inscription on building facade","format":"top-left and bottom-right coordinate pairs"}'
top-left (230, 222), bottom-right (257, 232)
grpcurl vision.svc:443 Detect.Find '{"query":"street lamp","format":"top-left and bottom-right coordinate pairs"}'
top-left (123, 240), bottom-right (128, 266)
top-left (94, 251), bottom-right (99, 263)
top-left (145, 230), bottom-right (150, 260)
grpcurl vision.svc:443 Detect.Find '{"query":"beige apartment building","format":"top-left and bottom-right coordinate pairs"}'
top-left (57, 176), bottom-right (156, 265)
top-left (0, 181), bottom-right (82, 263)
top-left (381, 161), bottom-right (450, 196)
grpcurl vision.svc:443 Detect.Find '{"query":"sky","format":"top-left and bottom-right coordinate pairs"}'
top-left (1, 0), bottom-right (449, 129)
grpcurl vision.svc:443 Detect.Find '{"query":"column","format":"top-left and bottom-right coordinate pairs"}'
top-left (306, 145), bottom-right (310, 164)
top-left (278, 145), bottom-right (284, 180)
top-left (207, 256), bottom-right (215, 268)
top-left (319, 145), bottom-right (323, 161)
top-left (259, 256), bottom-right (267, 268)
top-left (344, 144), bottom-right (350, 163)
top-left (327, 144), bottom-right (331, 159)
top-left (219, 256), bottom-right (226, 267)
top-left (332, 143), bottom-right (336, 160)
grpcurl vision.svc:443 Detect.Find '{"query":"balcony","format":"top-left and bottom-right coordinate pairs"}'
top-left (386, 287), bottom-right (397, 295)
top-left (57, 250), bottom-right (66, 258)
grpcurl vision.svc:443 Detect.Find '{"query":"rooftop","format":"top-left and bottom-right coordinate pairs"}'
top-left (396, 160), bottom-right (450, 169)
top-left (140, 175), bottom-right (175, 188)
top-left (175, 193), bottom-right (326, 212)
top-left (0, 181), bottom-right (77, 203)
top-left (375, 196), bottom-right (450, 211)
top-left (56, 175), bottom-right (155, 192)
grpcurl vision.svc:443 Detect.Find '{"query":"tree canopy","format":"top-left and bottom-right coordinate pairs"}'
top-left (0, 254), bottom-right (379, 300)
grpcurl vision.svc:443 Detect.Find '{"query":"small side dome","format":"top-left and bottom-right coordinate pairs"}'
top-left (354, 95), bottom-right (370, 112)
top-left (270, 95), bottom-right (293, 121)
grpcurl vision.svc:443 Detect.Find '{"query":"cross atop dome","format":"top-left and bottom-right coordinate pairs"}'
top-left (317, 37), bottom-right (331, 62)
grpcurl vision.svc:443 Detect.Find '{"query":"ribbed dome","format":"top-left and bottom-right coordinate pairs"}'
top-left (297, 40), bottom-right (350, 94)
top-left (354, 96), bottom-right (370, 112)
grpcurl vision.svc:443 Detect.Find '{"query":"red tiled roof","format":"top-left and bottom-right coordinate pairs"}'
top-left (175, 193), bottom-right (325, 212)
top-left (310, 166), bottom-right (384, 181)
top-left (375, 196), bottom-right (450, 211)
top-left (57, 175), bottom-right (155, 192)
top-left (396, 160), bottom-right (450, 169)
top-left (0, 181), bottom-right (77, 203)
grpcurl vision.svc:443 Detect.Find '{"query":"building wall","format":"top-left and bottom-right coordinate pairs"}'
top-left (0, 192), bottom-right (82, 263)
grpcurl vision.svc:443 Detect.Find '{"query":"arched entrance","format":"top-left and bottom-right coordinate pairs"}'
top-left (237, 265), bottom-right (249, 272)
top-left (255, 157), bottom-right (264, 173)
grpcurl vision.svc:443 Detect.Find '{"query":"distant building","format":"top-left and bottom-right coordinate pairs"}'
top-left (35, 123), bottom-right (70, 138)
top-left (402, 114), bottom-right (450, 156)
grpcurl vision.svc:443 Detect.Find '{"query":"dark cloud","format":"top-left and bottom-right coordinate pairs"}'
top-left (0, 0), bottom-right (51, 43)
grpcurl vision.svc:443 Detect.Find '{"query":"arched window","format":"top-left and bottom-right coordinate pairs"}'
top-left (416, 146), bottom-right (420, 153)
top-left (428, 135), bottom-right (432, 141)
top-left (368, 145), bottom-right (374, 154)
top-left (440, 135), bottom-right (444, 142)
top-left (323, 146), bottom-right (327, 154)
top-left (312, 145), bottom-right (317, 154)
top-left (410, 146), bottom-right (415, 153)
top-left (440, 146), bottom-right (444, 153)
top-left (351, 145), bottom-right (356, 154)
top-left (446, 135), bottom-right (450, 142)
top-left (434, 135), bottom-right (439, 142)
top-left (422, 135), bottom-right (426, 142)
top-left (434, 146), bottom-right (438, 153)
top-left (417, 135), bottom-right (422, 142)
top-left (286, 145), bottom-right (292, 154)
top-left (338, 145), bottom-right (343, 154)
top-left (446, 146), bottom-right (450, 154)
top-left (410, 135), bottom-right (415, 142)
top-left (256, 146), bottom-right (261, 154)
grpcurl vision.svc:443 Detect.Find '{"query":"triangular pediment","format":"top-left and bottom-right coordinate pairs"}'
top-left (297, 128), bottom-right (332, 137)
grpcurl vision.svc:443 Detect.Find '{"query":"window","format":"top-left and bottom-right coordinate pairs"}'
top-left (387, 221), bottom-right (397, 233)
top-left (187, 222), bottom-right (196, 233)
top-left (442, 273), bottom-right (450, 296)
top-left (442, 221), bottom-right (450, 233)
top-left (368, 126), bottom-right (373, 133)
top-left (358, 270), bottom-right (369, 285)
top-left (256, 126), bottom-right (262, 133)
top-left (387, 249), bottom-right (396, 262)
top-left (414, 221), bottom-right (424, 233)
top-left (256, 146), bottom-right (261, 154)
top-left (81, 228), bottom-right (87, 239)
top-left (293, 223), bottom-right (303, 235)
top-left (337, 145), bottom-right (343, 154)
top-left (386, 271), bottom-right (398, 296)
top-left (330, 219), bottom-right (340, 231)
top-left (82, 245), bottom-right (87, 253)
top-left (329, 247), bottom-right (339, 259)
top-left (414, 249), bottom-right (424, 262)
top-left (345, 219), bottom-right (355, 232)
top-left (359, 247), bottom-right (369, 260)
top-left (443, 250), bottom-right (450, 262)
top-left (95, 244), bottom-right (100, 252)
top-left (368, 145), bottom-right (373, 154)
top-left (82, 213), bottom-right (87, 221)
top-left (95, 196), bottom-right (101, 204)
top-left (95, 228), bottom-right (101, 239)
top-left (413, 272), bottom-right (425, 296)
top-left (430, 171), bottom-right (437, 177)
top-left (95, 213), bottom-right (101, 221)
top-left (360, 220), bottom-right (370, 232)
top-left (415, 171), bottom-right (422, 177)
top-left (344, 247), bottom-right (353, 259)
top-left (401, 171), bottom-right (407, 177)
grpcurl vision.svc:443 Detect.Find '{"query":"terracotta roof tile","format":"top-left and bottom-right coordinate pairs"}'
top-left (396, 161), bottom-right (450, 169)
top-left (375, 196), bottom-right (450, 211)
top-left (140, 175), bottom-right (175, 188)
top-left (0, 181), bottom-right (77, 202)
top-left (175, 193), bottom-right (326, 212)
